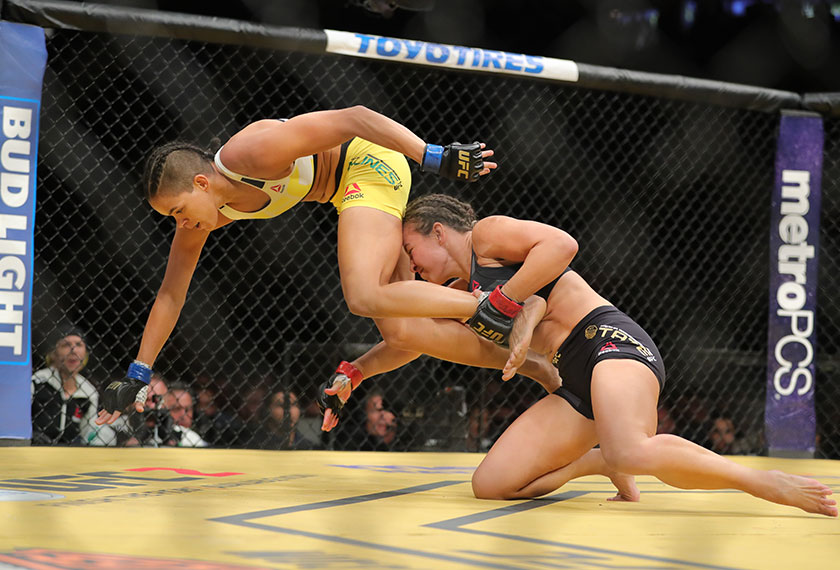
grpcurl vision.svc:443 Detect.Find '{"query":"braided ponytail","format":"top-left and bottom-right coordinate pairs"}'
top-left (403, 193), bottom-right (477, 235)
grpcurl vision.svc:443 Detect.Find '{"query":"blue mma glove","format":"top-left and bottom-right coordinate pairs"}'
top-left (101, 360), bottom-right (151, 414)
top-left (421, 141), bottom-right (483, 182)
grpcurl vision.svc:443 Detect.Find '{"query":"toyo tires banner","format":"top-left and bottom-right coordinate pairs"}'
top-left (0, 21), bottom-right (47, 442)
top-left (325, 29), bottom-right (579, 82)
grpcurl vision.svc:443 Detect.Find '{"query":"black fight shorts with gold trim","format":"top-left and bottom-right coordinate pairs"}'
top-left (551, 305), bottom-right (666, 420)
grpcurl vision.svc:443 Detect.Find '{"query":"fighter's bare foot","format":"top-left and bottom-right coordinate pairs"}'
top-left (502, 338), bottom-right (529, 381)
top-left (502, 297), bottom-right (546, 381)
top-left (606, 470), bottom-right (640, 502)
top-left (763, 470), bottom-right (837, 517)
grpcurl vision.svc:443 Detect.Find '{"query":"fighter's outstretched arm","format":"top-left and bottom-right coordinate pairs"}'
top-left (320, 315), bottom-right (560, 431)
top-left (96, 226), bottom-right (210, 425)
top-left (222, 106), bottom-right (495, 182)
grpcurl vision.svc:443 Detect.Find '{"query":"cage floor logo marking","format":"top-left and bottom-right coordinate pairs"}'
top-left (0, 548), bottom-right (274, 570)
top-left (0, 489), bottom-right (64, 502)
top-left (126, 467), bottom-right (244, 477)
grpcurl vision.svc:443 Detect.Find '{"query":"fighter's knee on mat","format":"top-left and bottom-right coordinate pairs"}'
top-left (471, 468), bottom-right (513, 500)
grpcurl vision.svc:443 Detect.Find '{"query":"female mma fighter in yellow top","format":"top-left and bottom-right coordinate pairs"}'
top-left (96, 106), bottom-right (557, 424)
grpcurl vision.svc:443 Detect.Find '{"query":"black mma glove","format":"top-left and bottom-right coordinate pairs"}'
top-left (467, 285), bottom-right (524, 347)
top-left (421, 141), bottom-right (484, 182)
top-left (101, 360), bottom-right (151, 414)
top-left (317, 361), bottom-right (363, 428)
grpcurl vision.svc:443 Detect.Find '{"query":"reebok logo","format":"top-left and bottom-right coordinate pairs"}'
top-left (342, 183), bottom-right (364, 202)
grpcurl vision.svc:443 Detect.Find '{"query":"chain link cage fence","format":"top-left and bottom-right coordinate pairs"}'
top-left (25, 27), bottom-right (839, 458)
top-left (818, 117), bottom-right (840, 459)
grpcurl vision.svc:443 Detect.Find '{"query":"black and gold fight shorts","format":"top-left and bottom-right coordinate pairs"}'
top-left (551, 305), bottom-right (666, 420)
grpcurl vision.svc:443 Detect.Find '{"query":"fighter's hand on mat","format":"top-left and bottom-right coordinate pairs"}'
top-left (421, 141), bottom-right (496, 182)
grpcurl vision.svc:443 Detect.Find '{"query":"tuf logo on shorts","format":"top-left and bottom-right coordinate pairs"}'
top-left (342, 183), bottom-right (364, 203)
top-left (457, 149), bottom-right (470, 179)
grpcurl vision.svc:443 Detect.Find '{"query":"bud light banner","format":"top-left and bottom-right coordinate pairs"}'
top-left (0, 22), bottom-right (47, 442)
top-left (766, 111), bottom-right (823, 457)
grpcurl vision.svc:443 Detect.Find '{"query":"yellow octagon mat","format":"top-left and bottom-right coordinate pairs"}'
top-left (0, 447), bottom-right (838, 570)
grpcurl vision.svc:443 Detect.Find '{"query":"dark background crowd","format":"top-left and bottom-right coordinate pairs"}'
top-left (29, 328), bottom-right (811, 457)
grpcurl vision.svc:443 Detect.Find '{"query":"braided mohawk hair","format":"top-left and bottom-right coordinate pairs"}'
top-left (142, 141), bottom-right (215, 201)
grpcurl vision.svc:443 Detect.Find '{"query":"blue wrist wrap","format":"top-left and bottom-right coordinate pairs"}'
top-left (127, 361), bottom-right (152, 384)
top-left (422, 144), bottom-right (444, 173)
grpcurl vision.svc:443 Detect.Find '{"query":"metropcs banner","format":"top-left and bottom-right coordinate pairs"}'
top-left (766, 111), bottom-right (823, 457)
top-left (0, 22), bottom-right (46, 441)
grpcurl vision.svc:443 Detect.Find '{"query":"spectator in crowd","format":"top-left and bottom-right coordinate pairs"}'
top-left (465, 398), bottom-right (516, 453)
top-left (162, 382), bottom-right (195, 429)
top-left (161, 382), bottom-right (210, 447)
top-left (708, 414), bottom-right (737, 454)
top-left (705, 411), bottom-right (763, 456)
top-left (296, 389), bottom-right (327, 448)
top-left (31, 329), bottom-right (100, 445)
top-left (358, 390), bottom-right (399, 451)
top-left (191, 371), bottom-right (217, 392)
top-left (192, 383), bottom-right (244, 447)
top-left (237, 383), bottom-right (268, 424)
top-left (463, 378), bottom-right (520, 452)
top-left (671, 390), bottom-right (713, 444)
top-left (466, 406), bottom-right (492, 453)
top-left (236, 383), bottom-right (269, 447)
top-left (253, 390), bottom-right (319, 450)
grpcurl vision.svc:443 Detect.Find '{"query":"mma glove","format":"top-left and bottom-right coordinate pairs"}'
top-left (467, 285), bottom-right (524, 347)
top-left (421, 141), bottom-right (484, 182)
top-left (317, 361), bottom-right (364, 424)
top-left (101, 360), bottom-right (151, 414)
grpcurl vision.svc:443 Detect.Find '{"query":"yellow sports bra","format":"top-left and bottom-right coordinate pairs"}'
top-left (214, 146), bottom-right (316, 220)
